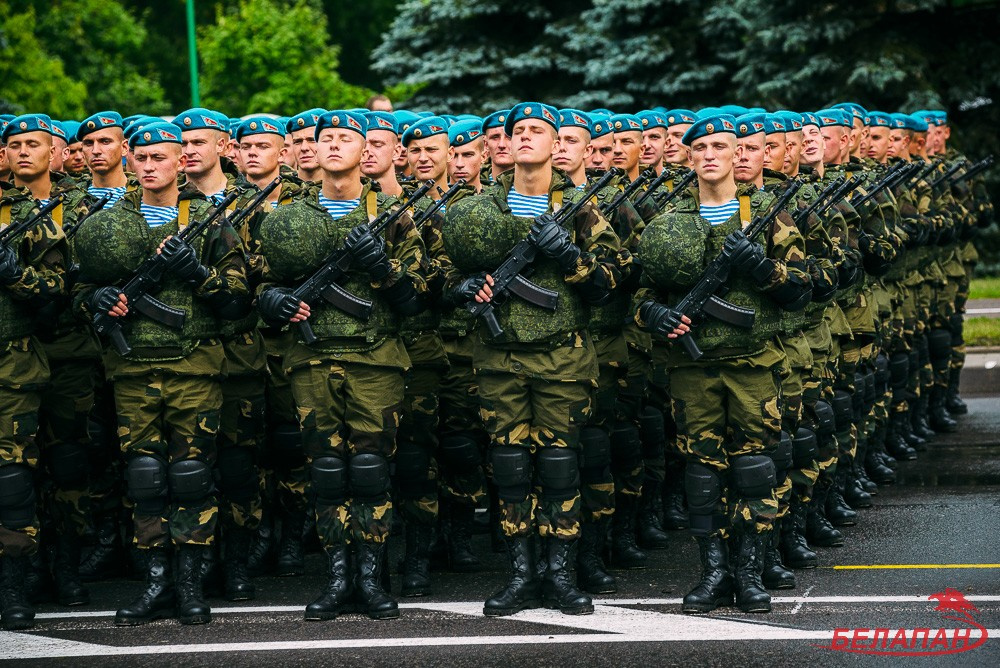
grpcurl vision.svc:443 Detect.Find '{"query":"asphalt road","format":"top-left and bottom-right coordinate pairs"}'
top-left (3, 398), bottom-right (999, 667)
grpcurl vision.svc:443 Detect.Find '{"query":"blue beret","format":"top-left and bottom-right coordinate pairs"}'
top-left (124, 116), bottom-right (160, 141)
top-left (815, 109), bottom-right (853, 128)
top-left (910, 110), bottom-right (937, 128)
top-left (77, 111), bottom-right (124, 141)
top-left (747, 107), bottom-right (767, 114)
top-left (62, 121), bottom-right (81, 143)
top-left (665, 109), bottom-right (697, 125)
top-left (315, 110), bottom-right (368, 140)
top-left (636, 110), bottom-right (668, 130)
top-left (415, 111), bottom-right (434, 118)
top-left (454, 114), bottom-right (482, 123)
top-left (0, 114), bottom-right (15, 122)
top-left (931, 110), bottom-right (948, 125)
top-left (394, 110), bottom-right (422, 134)
top-left (833, 103), bottom-right (867, 123)
top-left (504, 102), bottom-right (560, 137)
top-left (696, 107), bottom-right (723, 119)
top-left (128, 121), bottom-right (183, 149)
top-left (800, 112), bottom-right (820, 128)
top-left (774, 111), bottom-right (804, 131)
top-left (907, 114), bottom-right (929, 132)
top-left (122, 114), bottom-right (145, 127)
top-left (763, 114), bottom-right (787, 134)
top-left (558, 109), bottom-right (593, 134)
top-left (681, 113), bottom-right (737, 146)
top-left (591, 117), bottom-right (614, 139)
top-left (2, 114), bottom-right (55, 142)
top-left (478, 110), bottom-right (506, 133)
top-left (173, 108), bottom-right (229, 132)
top-left (286, 108), bottom-right (326, 134)
top-left (0, 119), bottom-right (7, 140)
top-left (719, 104), bottom-right (748, 117)
top-left (734, 112), bottom-right (767, 138)
top-left (402, 116), bottom-right (449, 146)
top-left (608, 113), bottom-right (643, 134)
top-left (449, 119), bottom-right (484, 147)
top-left (867, 111), bottom-right (893, 128)
top-left (235, 116), bottom-right (285, 141)
top-left (50, 120), bottom-right (68, 141)
top-left (652, 106), bottom-right (668, 113)
top-left (438, 114), bottom-right (457, 127)
top-left (365, 111), bottom-right (399, 134)
top-left (589, 108), bottom-right (615, 118)
top-left (889, 113), bottom-right (925, 132)
top-left (347, 108), bottom-right (369, 116)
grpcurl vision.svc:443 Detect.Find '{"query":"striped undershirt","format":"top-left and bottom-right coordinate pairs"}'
top-left (88, 185), bottom-right (126, 208)
top-left (140, 203), bottom-right (179, 227)
top-left (318, 195), bottom-right (361, 220)
top-left (207, 189), bottom-right (228, 206)
top-left (507, 187), bottom-right (549, 217)
top-left (699, 198), bottom-right (740, 226)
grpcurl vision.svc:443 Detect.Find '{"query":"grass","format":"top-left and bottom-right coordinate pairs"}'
top-left (964, 317), bottom-right (1000, 347)
top-left (970, 277), bottom-right (1000, 300)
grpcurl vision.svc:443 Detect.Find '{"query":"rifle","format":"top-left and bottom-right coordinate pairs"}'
top-left (62, 193), bottom-right (112, 240)
top-left (647, 169), bottom-right (697, 215)
top-left (792, 176), bottom-right (844, 227)
top-left (92, 191), bottom-right (239, 356)
top-left (671, 181), bottom-right (803, 361)
top-left (412, 179), bottom-right (466, 229)
top-left (634, 168), bottom-right (690, 209)
top-left (291, 180), bottom-right (434, 345)
top-left (848, 160), bottom-right (916, 210)
top-left (0, 196), bottom-right (63, 247)
top-left (599, 170), bottom-right (652, 217)
top-left (228, 178), bottom-right (281, 231)
top-left (953, 155), bottom-right (995, 186)
top-left (466, 167), bottom-right (622, 339)
top-left (928, 161), bottom-right (964, 191)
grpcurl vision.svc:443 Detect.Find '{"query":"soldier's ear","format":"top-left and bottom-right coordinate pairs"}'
top-left (447, 146), bottom-right (455, 163)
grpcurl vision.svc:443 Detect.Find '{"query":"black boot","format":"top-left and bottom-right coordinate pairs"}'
top-left (26, 545), bottom-right (55, 604)
top-left (899, 404), bottom-right (928, 450)
top-left (825, 469), bottom-right (859, 526)
top-left (275, 508), bottom-right (306, 576)
top-left (865, 434), bottom-right (896, 485)
top-left (912, 392), bottom-right (937, 440)
top-left (734, 529), bottom-right (772, 612)
top-left (610, 495), bottom-right (647, 568)
top-left (484, 535), bottom-right (542, 616)
top-left (636, 482), bottom-right (669, 549)
top-left (542, 539), bottom-right (593, 615)
top-left (354, 541), bottom-right (399, 620)
top-left (929, 386), bottom-right (958, 433)
top-left (400, 521), bottom-right (433, 597)
top-left (681, 535), bottom-right (734, 614)
top-left (175, 545), bottom-right (211, 625)
top-left (79, 512), bottom-right (124, 582)
top-left (54, 534), bottom-right (90, 606)
top-left (852, 438), bottom-right (878, 495)
top-left (945, 367), bottom-right (968, 415)
top-left (780, 499), bottom-right (818, 568)
top-left (488, 485), bottom-right (505, 554)
top-left (223, 528), bottom-right (256, 602)
top-left (806, 486), bottom-right (844, 547)
top-left (114, 547), bottom-right (174, 626)
top-left (761, 520), bottom-right (795, 590)
top-left (199, 541), bottom-right (223, 599)
top-left (304, 545), bottom-right (352, 620)
top-left (886, 412), bottom-right (917, 461)
top-left (447, 503), bottom-right (481, 572)
top-left (576, 517), bottom-right (616, 594)
top-left (1, 555), bottom-right (35, 630)
top-left (844, 448), bottom-right (874, 507)
top-left (662, 465), bottom-right (689, 530)
top-left (246, 510), bottom-right (276, 577)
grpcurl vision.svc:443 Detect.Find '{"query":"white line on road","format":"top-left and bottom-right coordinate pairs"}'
top-left (967, 308), bottom-right (1000, 315)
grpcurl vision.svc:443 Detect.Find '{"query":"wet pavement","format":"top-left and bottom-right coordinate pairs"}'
top-left (2, 399), bottom-right (999, 667)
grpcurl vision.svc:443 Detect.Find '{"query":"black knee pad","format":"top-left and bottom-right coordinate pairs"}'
top-left (772, 431), bottom-right (793, 483)
top-left (684, 463), bottom-right (725, 536)
top-left (491, 445), bottom-right (532, 502)
top-left (889, 353), bottom-right (909, 389)
top-left (126, 455), bottom-right (168, 516)
top-left (215, 447), bottom-right (258, 506)
top-left (87, 417), bottom-right (113, 448)
top-left (832, 390), bottom-right (853, 429)
top-left (536, 447), bottom-right (580, 501)
top-left (792, 428), bottom-right (818, 468)
top-left (928, 329), bottom-right (952, 370)
top-left (168, 459), bottom-right (214, 505)
top-left (349, 453), bottom-right (390, 500)
top-left (270, 422), bottom-right (305, 471)
top-left (47, 441), bottom-right (89, 487)
top-left (813, 400), bottom-right (836, 441)
top-left (579, 426), bottom-right (611, 484)
top-left (638, 406), bottom-right (665, 459)
top-left (916, 336), bottom-right (930, 367)
top-left (439, 433), bottom-right (482, 472)
top-left (730, 454), bottom-right (776, 499)
top-left (862, 372), bottom-right (876, 414)
top-left (311, 456), bottom-right (348, 505)
top-left (875, 354), bottom-right (890, 394)
top-left (609, 421), bottom-right (643, 473)
top-left (394, 440), bottom-right (431, 480)
top-left (948, 313), bottom-right (964, 342)
top-left (0, 464), bottom-right (36, 530)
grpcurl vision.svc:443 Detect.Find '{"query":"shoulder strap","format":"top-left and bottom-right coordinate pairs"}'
top-left (0, 203), bottom-right (10, 231)
top-left (551, 189), bottom-right (563, 213)
top-left (51, 202), bottom-right (63, 227)
top-left (739, 193), bottom-right (752, 227)
top-left (365, 190), bottom-right (378, 223)
top-left (178, 199), bottom-right (192, 230)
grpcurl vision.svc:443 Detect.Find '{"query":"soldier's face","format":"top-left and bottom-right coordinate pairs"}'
top-left (0, 145), bottom-right (8, 174)
top-left (887, 130), bottom-right (910, 158)
top-left (783, 131), bottom-right (802, 175)
top-left (511, 120), bottom-right (558, 167)
top-left (820, 126), bottom-right (847, 164)
top-left (407, 134), bottom-right (452, 183)
top-left (764, 133), bottom-right (786, 172)
top-left (281, 134), bottom-right (296, 168)
top-left (63, 142), bottom-right (87, 173)
top-left (50, 137), bottom-right (67, 171)
top-left (664, 124), bottom-right (691, 163)
top-left (239, 134), bottom-right (285, 179)
top-left (290, 128), bottom-right (319, 171)
top-left (690, 133), bottom-right (736, 184)
top-left (5, 131), bottom-right (54, 180)
top-left (586, 133), bottom-right (614, 170)
top-left (316, 128), bottom-right (364, 173)
top-left (485, 128), bottom-right (513, 168)
top-left (612, 131), bottom-right (642, 172)
top-left (554, 126), bottom-right (592, 174)
top-left (362, 130), bottom-right (400, 179)
top-left (82, 127), bottom-right (126, 176)
top-left (801, 124), bottom-right (822, 166)
top-left (640, 127), bottom-right (666, 168)
top-left (868, 127), bottom-right (890, 162)
top-left (858, 126), bottom-right (871, 157)
top-left (133, 143), bottom-right (185, 193)
top-left (450, 138), bottom-right (485, 185)
top-left (181, 129), bottom-right (226, 176)
top-left (735, 133), bottom-right (768, 184)
top-left (849, 119), bottom-right (863, 152)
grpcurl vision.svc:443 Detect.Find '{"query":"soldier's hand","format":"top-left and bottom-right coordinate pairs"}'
top-left (345, 225), bottom-right (392, 281)
top-left (91, 286), bottom-right (128, 318)
top-left (159, 235), bottom-right (210, 283)
top-left (449, 273), bottom-right (494, 305)
top-left (0, 245), bottom-right (24, 286)
top-left (528, 217), bottom-right (581, 272)
top-left (639, 300), bottom-right (691, 339)
top-left (258, 288), bottom-right (309, 325)
top-left (728, 232), bottom-right (774, 285)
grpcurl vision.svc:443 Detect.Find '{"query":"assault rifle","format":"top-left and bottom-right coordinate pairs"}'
top-left (848, 160), bottom-right (919, 211)
top-left (466, 167), bottom-right (622, 339)
top-left (953, 155), bottom-right (995, 186)
top-left (92, 191), bottom-right (239, 356)
top-left (646, 169), bottom-right (698, 216)
top-left (634, 168), bottom-right (691, 209)
top-left (228, 178), bottom-right (281, 231)
top-left (792, 176), bottom-right (845, 227)
top-left (928, 161), bottom-right (964, 192)
top-left (412, 179), bottom-right (466, 229)
top-left (672, 181), bottom-right (803, 361)
top-left (63, 193), bottom-right (112, 240)
top-left (0, 196), bottom-right (63, 247)
top-left (291, 180), bottom-right (434, 345)
top-left (599, 170), bottom-right (652, 217)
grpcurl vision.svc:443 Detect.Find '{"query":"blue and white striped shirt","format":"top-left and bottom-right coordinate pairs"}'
top-left (88, 185), bottom-right (127, 209)
top-left (699, 199), bottom-right (740, 226)
top-left (140, 204), bottom-right (179, 228)
top-left (207, 189), bottom-right (228, 206)
top-left (318, 195), bottom-right (360, 220)
top-left (507, 187), bottom-right (549, 217)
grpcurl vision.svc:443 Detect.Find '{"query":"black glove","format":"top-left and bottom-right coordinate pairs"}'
top-left (447, 273), bottom-right (489, 307)
top-left (639, 301), bottom-right (685, 339)
top-left (858, 232), bottom-right (877, 256)
top-left (0, 245), bottom-right (24, 286)
top-left (725, 230), bottom-right (774, 285)
top-left (528, 215), bottom-right (581, 273)
top-left (89, 286), bottom-right (123, 316)
top-left (258, 288), bottom-right (301, 325)
top-left (160, 236), bottom-right (210, 283)
top-left (345, 225), bottom-right (392, 281)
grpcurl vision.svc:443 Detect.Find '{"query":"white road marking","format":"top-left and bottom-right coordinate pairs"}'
top-left (966, 308), bottom-right (1000, 315)
top-left (791, 585), bottom-right (815, 615)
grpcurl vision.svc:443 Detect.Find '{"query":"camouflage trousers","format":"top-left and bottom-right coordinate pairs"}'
top-left (88, 374), bottom-right (125, 516)
top-left (670, 346), bottom-right (783, 535)
top-left (396, 363), bottom-right (445, 526)
top-left (290, 360), bottom-right (402, 546)
top-left (115, 372), bottom-right (222, 548)
top-left (262, 329), bottom-right (309, 515)
top-left (776, 332), bottom-right (819, 514)
top-left (581, 335), bottom-right (627, 523)
top-left (219, 374), bottom-right (266, 532)
top-left (478, 371), bottom-right (592, 541)
top-left (437, 337), bottom-right (487, 508)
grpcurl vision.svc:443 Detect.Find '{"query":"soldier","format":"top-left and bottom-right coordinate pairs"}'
top-left (584, 115), bottom-right (614, 172)
top-left (639, 110), bottom-right (669, 172)
top-left (481, 110), bottom-right (513, 184)
top-left (256, 109), bottom-right (429, 621)
top-left (392, 110), bottom-right (421, 182)
top-left (79, 112), bottom-right (131, 209)
top-left (235, 117), bottom-right (288, 204)
top-left (286, 109), bottom-right (326, 185)
top-left (174, 109), bottom-right (237, 204)
top-left (448, 119), bottom-right (486, 193)
top-left (0, 114), bottom-right (70, 631)
top-left (663, 110), bottom-right (697, 169)
top-left (360, 111), bottom-right (405, 197)
top-left (49, 122), bottom-right (69, 174)
top-left (61, 122), bottom-right (87, 179)
top-left (610, 114), bottom-right (644, 184)
top-left (74, 121), bottom-right (250, 625)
